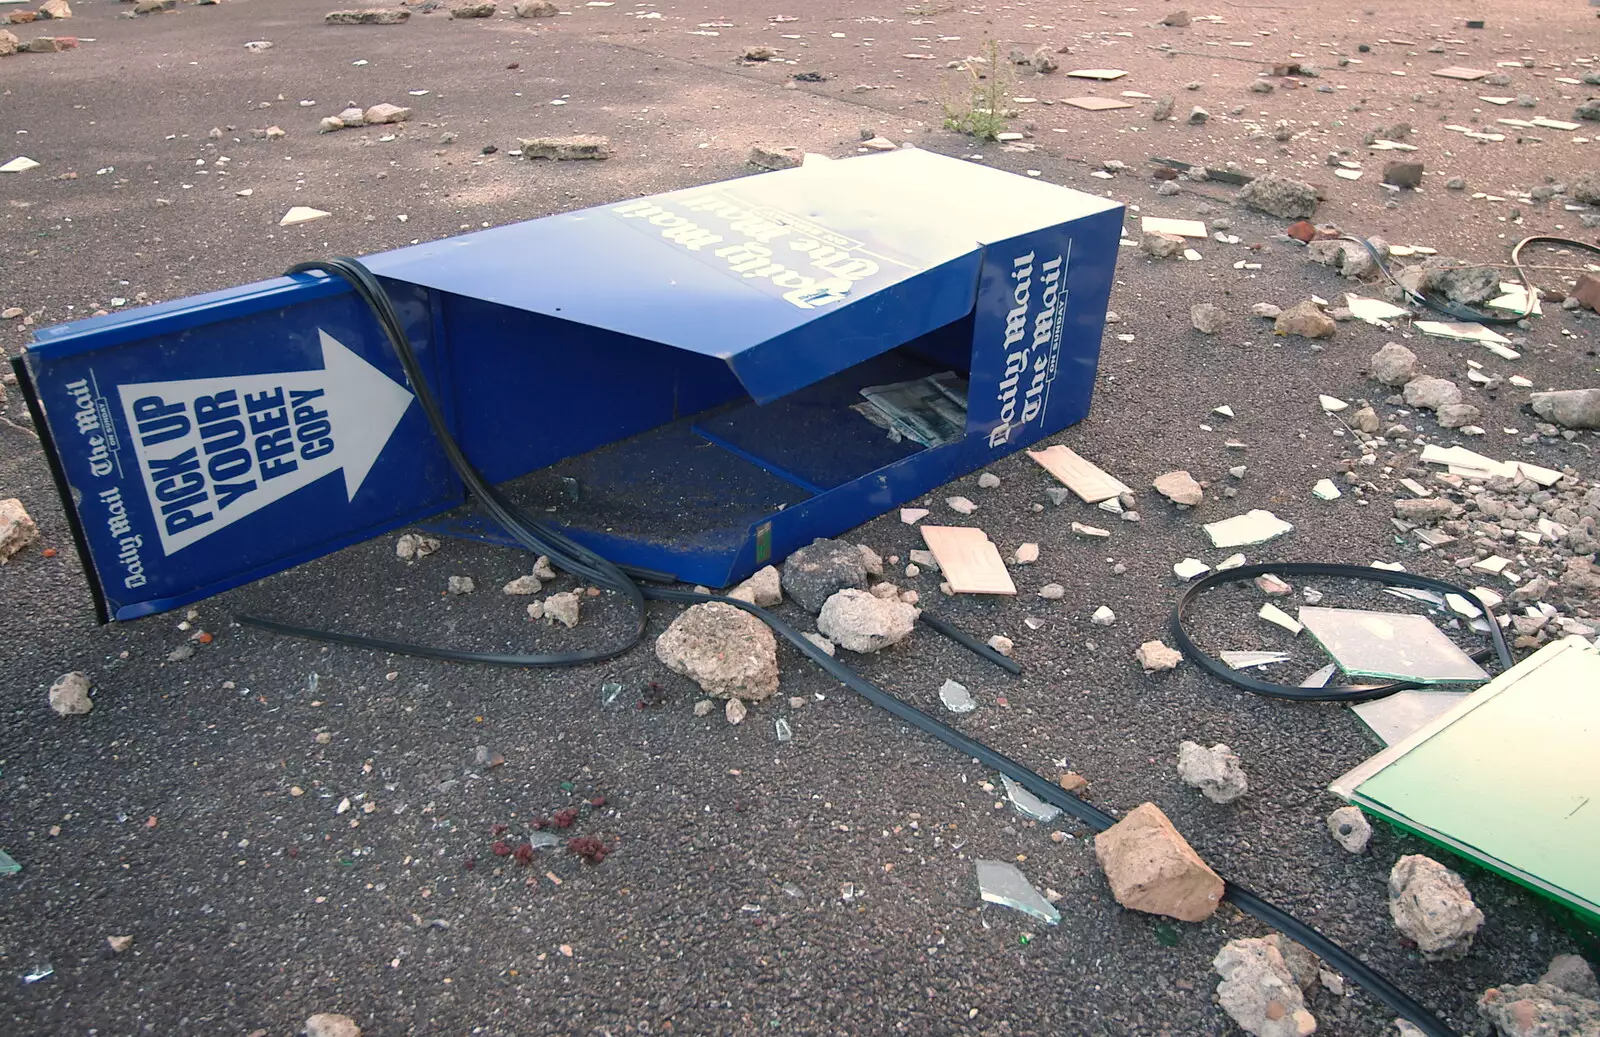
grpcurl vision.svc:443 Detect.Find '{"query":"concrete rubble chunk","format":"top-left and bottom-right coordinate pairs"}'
top-left (1213, 937), bottom-right (1320, 1037)
top-left (1394, 497), bottom-right (1456, 523)
top-left (452, 1), bottom-right (497, 16)
top-left (0, 29), bottom-right (17, 57)
top-left (1255, 574), bottom-right (1292, 596)
top-left (1136, 640), bottom-right (1182, 671)
top-left (543, 590), bottom-right (581, 629)
top-left (1239, 174), bottom-right (1320, 219)
top-left (1571, 171), bottom-right (1600, 205)
top-left (319, 117), bottom-right (345, 133)
top-left (858, 544), bottom-right (884, 577)
top-left (446, 575), bottom-right (475, 595)
top-left (1275, 301), bottom-right (1336, 339)
top-left (1141, 231), bottom-right (1186, 258)
top-left (1424, 263), bottom-right (1502, 305)
top-left (781, 537), bottom-right (867, 613)
top-left (1539, 956), bottom-right (1600, 1000)
top-left (1388, 854), bottom-right (1484, 959)
top-left (816, 588), bottom-right (919, 653)
top-left (1177, 741), bottom-right (1248, 803)
top-left (1252, 302), bottom-right (1282, 319)
top-left (727, 564), bottom-right (782, 606)
top-left (1436, 403), bottom-right (1481, 429)
top-left (1264, 934), bottom-right (1323, 993)
top-left (1403, 376), bottom-right (1463, 412)
top-left (324, 8), bottom-right (410, 23)
top-left (395, 532), bottom-right (439, 560)
top-left (1369, 343), bottom-right (1419, 386)
top-left (519, 135), bottom-right (611, 160)
top-left (512, 0), bottom-right (558, 15)
top-left (22, 34), bottom-right (77, 50)
top-left (1382, 161), bottom-right (1423, 188)
top-left (1530, 389), bottom-right (1600, 430)
top-left (1153, 470), bottom-right (1204, 506)
top-left (1478, 981), bottom-right (1600, 1037)
top-left (1306, 239), bottom-right (1376, 280)
top-left (801, 631), bottom-right (835, 656)
top-left (749, 144), bottom-right (802, 170)
top-left (363, 103), bottom-right (411, 125)
top-left (1058, 771), bottom-right (1090, 794)
top-left (1191, 302), bottom-right (1225, 334)
top-left (724, 697), bottom-right (747, 725)
top-left (655, 601), bottom-right (779, 700)
top-left (0, 498), bottom-right (40, 562)
top-left (1094, 801), bottom-right (1225, 922)
top-left (1326, 805), bottom-right (1372, 853)
top-left (304, 1015), bottom-right (362, 1037)
top-left (48, 671), bottom-right (92, 716)
top-left (338, 107), bottom-right (366, 126)
top-left (37, 0), bottom-right (71, 19)
top-left (502, 574), bottom-right (542, 595)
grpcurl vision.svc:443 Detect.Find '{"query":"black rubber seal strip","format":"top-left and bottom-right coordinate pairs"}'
top-left (1170, 561), bottom-right (1512, 702)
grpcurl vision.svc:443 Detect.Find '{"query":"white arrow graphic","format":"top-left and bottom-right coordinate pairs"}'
top-left (117, 329), bottom-right (414, 556)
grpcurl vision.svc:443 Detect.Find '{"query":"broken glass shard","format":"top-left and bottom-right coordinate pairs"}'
top-left (599, 681), bottom-right (625, 706)
top-left (21, 965), bottom-right (52, 984)
top-left (1203, 509), bottom-right (1293, 549)
top-left (775, 718), bottom-right (793, 743)
top-left (1384, 587), bottom-right (1446, 606)
top-left (0, 849), bottom-right (19, 876)
top-left (1154, 921), bottom-right (1180, 946)
top-left (939, 679), bottom-right (977, 713)
top-left (1299, 607), bottom-right (1491, 684)
top-left (1351, 689), bottom-right (1472, 745)
top-left (1001, 775), bottom-right (1062, 822)
top-left (1258, 603), bottom-right (1303, 635)
top-left (1299, 663), bottom-right (1338, 689)
top-left (529, 832), bottom-right (563, 850)
top-left (975, 859), bottom-right (1061, 925)
top-left (1219, 651), bottom-right (1291, 669)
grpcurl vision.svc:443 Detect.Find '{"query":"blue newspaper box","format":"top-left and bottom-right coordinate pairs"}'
top-left (15, 148), bottom-right (1123, 622)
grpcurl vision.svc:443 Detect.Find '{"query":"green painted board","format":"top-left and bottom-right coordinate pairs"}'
top-left (1332, 636), bottom-right (1600, 924)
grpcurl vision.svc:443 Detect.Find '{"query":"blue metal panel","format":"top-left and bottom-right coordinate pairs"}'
top-left (21, 283), bottom-right (462, 619)
top-left (363, 152), bottom-right (996, 404)
top-left (435, 292), bottom-right (748, 485)
top-left (20, 148), bottom-right (1123, 616)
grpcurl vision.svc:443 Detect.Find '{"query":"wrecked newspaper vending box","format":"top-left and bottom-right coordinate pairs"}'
top-left (16, 148), bottom-right (1123, 623)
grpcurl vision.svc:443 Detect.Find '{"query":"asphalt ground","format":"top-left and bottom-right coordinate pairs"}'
top-left (2, 1), bottom-right (1598, 1035)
